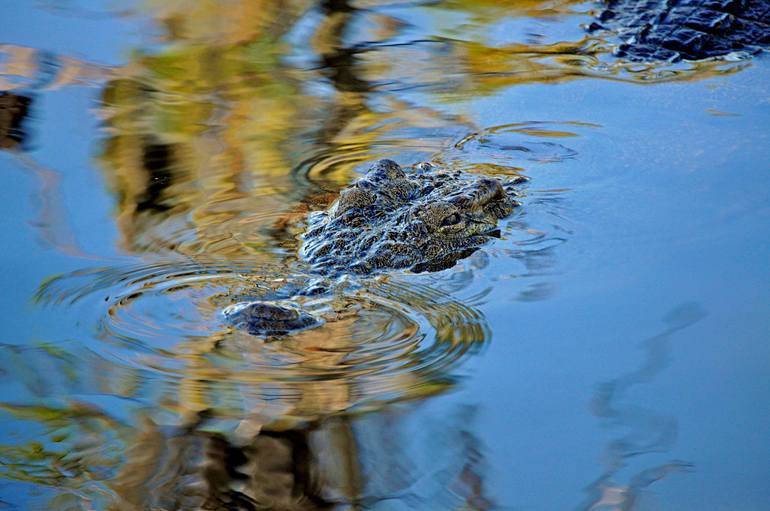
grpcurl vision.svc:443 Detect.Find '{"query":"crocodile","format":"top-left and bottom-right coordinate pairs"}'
top-left (589, 0), bottom-right (770, 61)
top-left (224, 159), bottom-right (525, 336)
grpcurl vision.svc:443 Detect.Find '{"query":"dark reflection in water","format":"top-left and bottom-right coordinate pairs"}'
top-left (0, 92), bottom-right (32, 150)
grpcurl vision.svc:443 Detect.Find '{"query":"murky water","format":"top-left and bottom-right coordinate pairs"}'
top-left (1, 1), bottom-right (769, 510)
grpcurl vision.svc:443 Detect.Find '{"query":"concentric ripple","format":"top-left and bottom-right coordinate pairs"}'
top-left (35, 260), bottom-right (490, 420)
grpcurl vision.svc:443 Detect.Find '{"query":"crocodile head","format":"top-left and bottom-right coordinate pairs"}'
top-left (301, 159), bottom-right (525, 274)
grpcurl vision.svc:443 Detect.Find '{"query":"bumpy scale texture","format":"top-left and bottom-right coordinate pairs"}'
top-left (301, 159), bottom-right (525, 274)
top-left (223, 302), bottom-right (320, 336)
top-left (590, 0), bottom-right (770, 61)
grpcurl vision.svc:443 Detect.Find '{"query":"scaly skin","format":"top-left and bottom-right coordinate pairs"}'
top-left (223, 301), bottom-right (320, 336)
top-left (590, 0), bottom-right (770, 61)
top-left (301, 159), bottom-right (525, 274)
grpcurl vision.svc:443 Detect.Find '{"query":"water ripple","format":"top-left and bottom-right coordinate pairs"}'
top-left (34, 260), bottom-right (490, 420)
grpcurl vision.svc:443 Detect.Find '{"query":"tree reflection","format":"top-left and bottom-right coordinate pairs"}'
top-left (0, 347), bottom-right (494, 510)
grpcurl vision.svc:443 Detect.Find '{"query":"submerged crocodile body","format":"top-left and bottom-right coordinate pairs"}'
top-left (590, 0), bottom-right (770, 61)
top-left (225, 159), bottom-right (525, 335)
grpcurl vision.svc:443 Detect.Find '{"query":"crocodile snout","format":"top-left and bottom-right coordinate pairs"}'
top-left (448, 177), bottom-right (506, 208)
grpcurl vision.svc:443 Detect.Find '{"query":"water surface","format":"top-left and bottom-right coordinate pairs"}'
top-left (1, 1), bottom-right (769, 509)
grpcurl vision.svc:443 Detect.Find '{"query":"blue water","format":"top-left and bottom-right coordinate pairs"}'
top-left (1, 1), bottom-right (769, 509)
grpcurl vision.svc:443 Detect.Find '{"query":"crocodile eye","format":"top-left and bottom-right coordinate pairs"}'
top-left (440, 213), bottom-right (462, 227)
